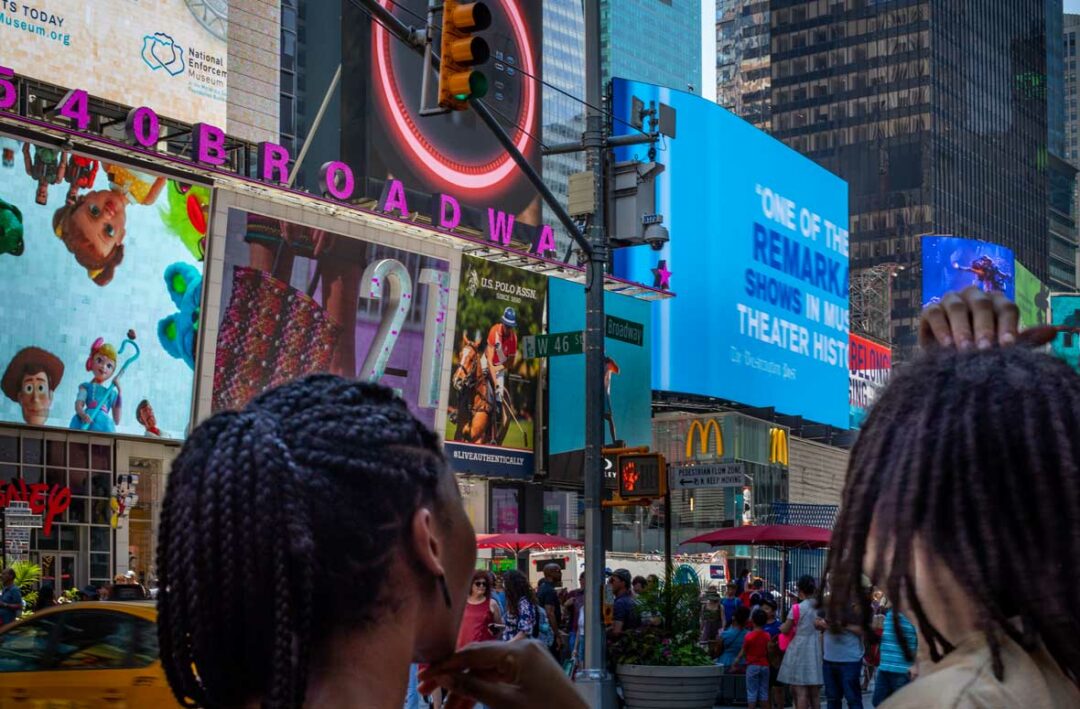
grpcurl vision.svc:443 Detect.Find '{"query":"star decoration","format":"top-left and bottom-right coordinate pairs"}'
top-left (652, 260), bottom-right (672, 290)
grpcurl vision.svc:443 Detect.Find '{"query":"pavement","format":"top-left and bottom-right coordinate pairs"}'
top-left (713, 687), bottom-right (876, 708)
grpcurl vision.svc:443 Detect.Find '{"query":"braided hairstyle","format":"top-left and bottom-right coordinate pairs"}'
top-left (157, 375), bottom-right (450, 708)
top-left (825, 347), bottom-right (1080, 684)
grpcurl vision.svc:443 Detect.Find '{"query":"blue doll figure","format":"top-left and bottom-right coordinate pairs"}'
top-left (70, 338), bottom-right (122, 432)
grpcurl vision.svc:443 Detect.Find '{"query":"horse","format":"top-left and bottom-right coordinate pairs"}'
top-left (451, 333), bottom-right (507, 444)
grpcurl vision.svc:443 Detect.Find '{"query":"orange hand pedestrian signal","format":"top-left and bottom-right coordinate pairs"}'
top-left (617, 453), bottom-right (666, 500)
top-left (438, 0), bottom-right (492, 111)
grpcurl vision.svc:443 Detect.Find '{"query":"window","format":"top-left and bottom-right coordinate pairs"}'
top-left (0, 615), bottom-right (61, 672)
top-left (54, 611), bottom-right (156, 670)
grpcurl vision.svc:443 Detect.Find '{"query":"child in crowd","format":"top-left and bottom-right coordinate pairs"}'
top-left (735, 608), bottom-right (773, 709)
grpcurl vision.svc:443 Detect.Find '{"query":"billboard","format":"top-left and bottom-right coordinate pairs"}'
top-left (611, 79), bottom-right (851, 429)
top-left (445, 255), bottom-right (546, 478)
top-left (0, 135), bottom-right (205, 438)
top-left (1015, 260), bottom-right (1049, 329)
top-left (210, 209), bottom-right (450, 429)
top-left (548, 279), bottom-right (652, 455)
top-left (921, 236), bottom-right (1015, 307)
top-left (0, 1), bottom-right (227, 127)
top-left (349, 0), bottom-right (543, 229)
top-left (849, 334), bottom-right (891, 430)
top-left (1050, 294), bottom-right (1080, 372)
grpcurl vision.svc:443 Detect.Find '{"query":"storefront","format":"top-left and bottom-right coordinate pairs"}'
top-left (0, 427), bottom-right (177, 595)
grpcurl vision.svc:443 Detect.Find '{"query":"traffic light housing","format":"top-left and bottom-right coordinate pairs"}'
top-left (616, 452), bottom-right (667, 501)
top-left (438, 0), bottom-right (492, 110)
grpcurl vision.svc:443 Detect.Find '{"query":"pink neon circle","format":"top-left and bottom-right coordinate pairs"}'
top-left (373, 0), bottom-right (537, 192)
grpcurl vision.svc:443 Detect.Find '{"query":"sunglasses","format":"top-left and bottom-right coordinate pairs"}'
top-left (473, 580), bottom-right (489, 587)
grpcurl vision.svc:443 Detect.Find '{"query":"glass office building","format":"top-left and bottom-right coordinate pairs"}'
top-left (602, 0), bottom-right (702, 95)
top-left (769, 0), bottom-right (1064, 355)
top-left (716, 0), bottom-right (772, 129)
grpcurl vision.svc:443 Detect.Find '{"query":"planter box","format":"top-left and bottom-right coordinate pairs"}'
top-left (616, 664), bottom-right (724, 709)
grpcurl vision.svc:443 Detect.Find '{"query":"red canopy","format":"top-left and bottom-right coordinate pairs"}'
top-left (475, 533), bottom-right (584, 554)
top-left (681, 524), bottom-right (832, 549)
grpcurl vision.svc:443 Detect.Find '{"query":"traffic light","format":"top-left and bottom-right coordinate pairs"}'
top-left (438, 0), bottom-right (492, 110)
top-left (617, 452), bottom-right (667, 501)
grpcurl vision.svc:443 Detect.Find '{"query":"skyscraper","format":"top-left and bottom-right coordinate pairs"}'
top-left (602, 0), bottom-right (702, 94)
top-left (716, 0), bottom-right (771, 129)
top-left (765, 0), bottom-right (1069, 354)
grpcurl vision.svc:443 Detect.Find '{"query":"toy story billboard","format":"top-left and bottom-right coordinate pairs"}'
top-left (443, 255), bottom-right (546, 479)
top-left (0, 0), bottom-right (228, 127)
top-left (0, 134), bottom-right (208, 439)
top-left (209, 209), bottom-right (451, 429)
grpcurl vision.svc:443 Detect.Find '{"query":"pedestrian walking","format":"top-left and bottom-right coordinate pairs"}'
top-left (777, 575), bottom-right (823, 709)
top-left (715, 605), bottom-right (750, 671)
top-left (536, 563), bottom-right (563, 656)
top-left (826, 301), bottom-right (1080, 709)
top-left (606, 568), bottom-right (640, 640)
top-left (458, 570), bottom-right (502, 649)
top-left (700, 587), bottom-right (723, 643)
top-left (872, 608), bottom-right (917, 706)
top-left (0, 569), bottom-right (22, 626)
top-left (501, 570), bottom-right (539, 642)
top-left (155, 376), bottom-right (585, 709)
top-left (733, 609), bottom-right (773, 709)
top-left (759, 597), bottom-right (787, 709)
top-left (819, 607), bottom-right (864, 709)
top-left (721, 582), bottom-right (743, 629)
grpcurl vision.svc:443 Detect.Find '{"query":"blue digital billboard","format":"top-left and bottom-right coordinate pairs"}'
top-left (611, 79), bottom-right (851, 428)
top-left (548, 279), bottom-right (652, 454)
top-left (1050, 294), bottom-right (1080, 373)
top-left (921, 236), bottom-right (1015, 308)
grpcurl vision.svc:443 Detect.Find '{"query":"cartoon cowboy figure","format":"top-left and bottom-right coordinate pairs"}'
top-left (1, 347), bottom-right (65, 425)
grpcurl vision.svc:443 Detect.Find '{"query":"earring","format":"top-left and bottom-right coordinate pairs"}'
top-left (437, 575), bottom-right (452, 609)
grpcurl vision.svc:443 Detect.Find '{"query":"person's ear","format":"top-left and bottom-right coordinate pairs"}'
top-left (410, 506), bottom-right (446, 578)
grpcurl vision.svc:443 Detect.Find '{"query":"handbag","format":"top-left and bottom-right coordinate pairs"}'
top-left (213, 254), bottom-right (343, 411)
top-left (778, 602), bottom-right (799, 651)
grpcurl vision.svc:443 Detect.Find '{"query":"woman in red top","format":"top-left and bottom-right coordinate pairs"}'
top-left (457, 571), bottom-right (504, 649)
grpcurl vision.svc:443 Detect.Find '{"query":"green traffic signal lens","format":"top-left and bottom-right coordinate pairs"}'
top-left (470, 72), bottom-right (488, 100)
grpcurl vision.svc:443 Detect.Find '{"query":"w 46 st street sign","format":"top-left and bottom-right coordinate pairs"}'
top-left (521, 331), bottom-right (585, 358)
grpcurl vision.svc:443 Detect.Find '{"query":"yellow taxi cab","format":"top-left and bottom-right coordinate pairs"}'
top-left (0, 600), bottom-right (181, 707)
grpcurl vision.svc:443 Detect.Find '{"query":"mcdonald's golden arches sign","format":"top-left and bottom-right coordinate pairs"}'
top-left (685, 419), bottom-right (723, 459)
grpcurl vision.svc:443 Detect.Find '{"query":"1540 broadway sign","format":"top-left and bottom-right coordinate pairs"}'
top-left (0, 66), bottom-right (562, 259)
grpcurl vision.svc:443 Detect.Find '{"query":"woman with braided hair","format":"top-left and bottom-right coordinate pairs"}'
top-left (823, 340), bottom-right (1080, 706)
top-left (157, 375), bottom-right (583, 709)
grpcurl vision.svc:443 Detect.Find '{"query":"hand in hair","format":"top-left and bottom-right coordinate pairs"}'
top-left (919, 286), bottom-right (1055, 349)
top-left (418, 640), bottom-right (587, 709)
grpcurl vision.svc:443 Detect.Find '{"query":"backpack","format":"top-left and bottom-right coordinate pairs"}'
top-left (533, 603), bottom-right (555, 647)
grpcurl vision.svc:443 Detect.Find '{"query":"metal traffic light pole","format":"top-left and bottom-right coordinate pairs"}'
top-left (352, 3), bottom-right (653, 704)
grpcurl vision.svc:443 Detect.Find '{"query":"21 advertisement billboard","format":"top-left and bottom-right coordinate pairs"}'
top-left (0, 135), bottom-right (205, 438)
top-left (1050, 294), bottom-right (1080, 372)
top-left (921, 235), bottom-right (1015, 307)
top-left (445, 255), bottom-right (546, 479)
top-left (0, 1), bottom-right (228, 126)
top-left (548, 279), bottom-right (652, 455)
top-left (209, 209), bottom-right (450, 429)
top-left (345, 0), bottom-right (543, 234)
top-left (611, 80), bottom-right (851, 429)
top-left (849, 334), bottom-right (891, 430)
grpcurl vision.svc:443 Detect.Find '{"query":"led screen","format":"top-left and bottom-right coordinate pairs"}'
top-left (849, 334), bottom-right (891, 430)
top-left (0, 135), bottom-right (205, 438)
top-left (1014, 260), bottom-right (1049, 329)
top-left (611, 79), bottom-right (851, 428)
top-left (921, 235), bottom-right (1015, 307)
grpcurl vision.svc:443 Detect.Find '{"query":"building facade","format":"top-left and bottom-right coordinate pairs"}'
top-left (716, 0), bottom-right (772, 129)
top-left (765, 0), bottom-right (1064, 354)
top-left (602, 0), bottom-right (702, 94)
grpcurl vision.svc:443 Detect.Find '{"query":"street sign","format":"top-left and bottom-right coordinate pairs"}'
top-left (5, 515), bottom-right (42, 528)
top-left (605, 314), bottom-right (644, 346)
top-left (521, 331), bottom-right (584, 358)
top-left (669, 462), bottom-right (748, 490)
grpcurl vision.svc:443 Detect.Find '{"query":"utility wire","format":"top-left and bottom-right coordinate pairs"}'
top-left (380, 0), bottom-right (653, 138)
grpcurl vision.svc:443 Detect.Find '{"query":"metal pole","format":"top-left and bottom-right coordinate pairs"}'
top-left (663, 493), bottom-right (673, 631)
top-left (287, 64), bottom-right (342, 188)
top-left (579, 0), bottom-right (613, 704)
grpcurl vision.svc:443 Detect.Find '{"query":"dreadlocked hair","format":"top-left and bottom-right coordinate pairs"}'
top-left (157, 375), bottom-right (448, 709)
top-left (825, 346), bottom-right (1080, 685)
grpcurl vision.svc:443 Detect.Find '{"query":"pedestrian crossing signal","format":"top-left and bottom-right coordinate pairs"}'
top-left (438, 0), bottom-right (492, 110)
top-left (617, 453), bottom-right (666, 500)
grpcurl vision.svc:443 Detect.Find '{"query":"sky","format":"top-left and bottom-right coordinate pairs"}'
top-left (1067, 0), bottom-right (1080, 12)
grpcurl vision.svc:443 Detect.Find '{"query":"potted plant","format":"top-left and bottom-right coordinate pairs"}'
top-left (609, 579), bottom-right (722, 709)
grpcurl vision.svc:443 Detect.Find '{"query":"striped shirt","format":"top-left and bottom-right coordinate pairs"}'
top-left (879, 610), bottom-right (917, 674)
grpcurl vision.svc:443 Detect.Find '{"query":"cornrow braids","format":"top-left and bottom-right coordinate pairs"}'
top-left (157, 376), bottom-right (448, 709)
top-left (825, 347), bottom-right (1080, 685)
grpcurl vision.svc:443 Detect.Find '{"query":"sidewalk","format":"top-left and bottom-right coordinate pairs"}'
top-left (714, 688), bottom-right (875, 708)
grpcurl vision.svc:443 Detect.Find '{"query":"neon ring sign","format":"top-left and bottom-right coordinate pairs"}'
top-left (372, 0), bottom-right (538, 193)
